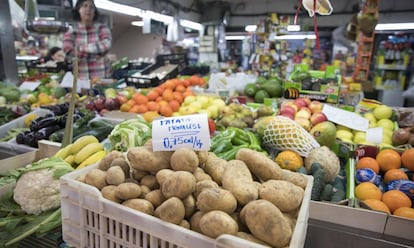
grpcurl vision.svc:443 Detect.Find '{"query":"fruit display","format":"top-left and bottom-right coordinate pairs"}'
top-left (216, 102), bottom-right (259, 129)
top-left (177, 95), bottom-right (225, 119)
top-left (355, 147), bottom-right (414, 219)
top-left (243, 76), bottom-right (284, 103)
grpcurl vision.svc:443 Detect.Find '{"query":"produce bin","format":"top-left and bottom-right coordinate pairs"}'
top-left (60, 164), bottom-right (313, 248)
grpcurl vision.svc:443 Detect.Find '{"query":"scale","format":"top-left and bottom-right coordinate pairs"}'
top-left (24, 0), bottom-right (77, 147)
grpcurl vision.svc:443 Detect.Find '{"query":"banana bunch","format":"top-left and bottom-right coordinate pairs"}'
top-left (54, 135), bottom-right (107, 169)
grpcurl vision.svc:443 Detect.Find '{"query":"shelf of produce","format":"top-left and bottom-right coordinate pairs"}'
top-left (376, 65), bottom-right (408, 71)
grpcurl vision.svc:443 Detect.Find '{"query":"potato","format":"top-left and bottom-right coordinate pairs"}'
top-left (190, 211), bottom-right (205, 233)
top-left (155, 197), bottom-right (185, 225)
top-left (222, 160), bottom-right (259, 206)
top-left (259, 180), bottom-right (304, 212)
top-left (235, 148), bottom-right (282, 181)
top-left (196, 188), bottom-right (237, 214)
top-left (140, 185), bottom-right (151, 198)
top-left (199, 210), bottom-right (239, 238)
top-left (140, 175), bottom-right (159, 190)
top-left (170, 148), bottom-right (199, 172)
top-left (127, 147), bottom-right (171, 173)
top-left (144, 189), bottom-right (166, 208)
top-left (182, 194), bottom-right (196, 219)
top-left (193, 167), bottom-right (212, 182)
top-left (76, 174), bottom-right (86, 183)
top-left (116, 182), bottom-right (142, 200)
top-left (85, 168), bottom-right (107, 190)
top-left (242, 200), bottom-right (292, 247)
top-left (280, 169), bottom-right (308, 189)
top-left (203, 152), bottom-right (227, 184)
top-left (196, 151), bottom-right (208, 166)
top-left (122, 199), bottom-right (154, 215)
top-left (155, 169), bottom-right (174, 185)
top-left (101, 185), bottom-right (122, 203)
top-left (231, 212), bottom-right (249, 233)
top-left (236, 232), bottom-right (271, 247)
top-left (98, 151), bottom-right (124, 171)
top-left (161, 171), bottom-right (196, 199)
top-left (193, 180), bottom-right (219, 199)
top-left (283, 211), bottom-right (298, 231)
top-left (110, 158), bottom-right (130, 177)
top-left (179, 219), bottom-right (191, 229)
top-left (106, 166), bottom-right (125, 186)
top-left (131, 168), bottom-right (148, 181)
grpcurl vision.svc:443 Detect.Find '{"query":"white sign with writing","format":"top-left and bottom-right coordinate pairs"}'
top-left (366, 127), bottom-right (383, 145)
top-left (323, 104), bottom-right (369, 131)
top-left (19, 81), bottom-right (41, 91)
top-left (152, 113), bottom-right (210, 151)
top-left (60, 72), bottom-right (91, 92)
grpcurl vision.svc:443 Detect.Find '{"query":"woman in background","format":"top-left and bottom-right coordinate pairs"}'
top-left (44, 46), bottom-right (65, 63)
top-left (63, 0), bottom-right (112, 80)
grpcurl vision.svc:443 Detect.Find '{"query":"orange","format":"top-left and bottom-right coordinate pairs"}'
top-left (182, 79), bottom-right (191, 87)
top-left (189, 75), bottom-right (200, 86)
top-left (142, 111), bottom-right (160, 123)
top-left (168, 100), bottom-right (180, 112)
top-left (159, 105), bottom-right (173, 117)
top-left (146, 90), bottom-right (159, 101)
top-left (355, 182), bottom-right (382, 201)
top-left (133, 94), bottom-right (149, 105)
top-left (158, 100), bottom-right (169, 107)
top-left (376, 149), bottom-right (401, 172)
top-left (363, 199), bottom-right (391, 214)
top-left (393, 207), bottom-right (414, 220)
top-left (163, 79), bottom-right (176, 90)
top-left (199, 77), bottom-right (206, 87)
top-left (172, 91), bottom-right (184, 103)
top-left (175, 84), bottom-right (186, 93)
top-left (382, 190), bottom-right (412, 213)
top-left (162, 88), bottom-right (174, 102)
top-left (120, 103), bottom-right (132, 112)
top-left (147, 101), bottom-right (160, 112)
top-left (128, 105), bottom-right (140, 113)
top-left (357, 157), bottom-right (380, 174)
top-left (136, 104), bottom-right (148, 114)
top-left (401, 148), bottom-right (414, 171)
top-left (155, 86), bottom-right (165, 95)
top-left (127, 99), bottom-right (136, 107)
top-left (155, 96), bottom-right (163, 102)
top-left (383, 169), bottom-right (408, 184)
top-left (183, 90), bottom-right (195, 98)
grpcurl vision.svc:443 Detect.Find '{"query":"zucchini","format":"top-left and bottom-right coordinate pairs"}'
top-left (73, 126), bottom-right (113, 142)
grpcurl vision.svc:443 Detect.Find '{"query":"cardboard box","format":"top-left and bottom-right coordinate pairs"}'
top-left (285, 64), bottom-right (341, 103)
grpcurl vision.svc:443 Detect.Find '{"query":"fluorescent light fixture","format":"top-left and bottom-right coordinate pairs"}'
top-left (287, 25), bottom-right (300, 32)
top-left (274, 34), bottom-right (316, 40)
top-left (245, 25), bottom-right (257, 32)
top-left (225, 35), bottom-right (246, 40)
top-left (131, 21), bottom-right (144, 27)
top-left (375, 22), bottom-right (414, 30)
top-left (140, 10), bottom-right (173, 24)
top-left (95, 0), bottom-right (140, 16)
top-left (180, 20), bottom-right (203, 31)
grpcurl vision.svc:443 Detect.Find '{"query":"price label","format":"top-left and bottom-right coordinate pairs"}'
top-left (19, 81), bottom-right (40, 91)
top-left (323, 104), bottom-right (369, 131)
top-left (366, 127), bottom-right (383, 145)
top-left (152, 113), bottom-right (211, 151)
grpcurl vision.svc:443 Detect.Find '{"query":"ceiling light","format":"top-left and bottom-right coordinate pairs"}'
top-left (180, 20), bottom-right (203, 31)
top-left (140, 10), bottom-right (174, 24)
top-left (131, 21), bottom-right (144, 27)
top-left (225, 35), bottom-right (246, 40)
top-left (245, 25), bottom-right (257, 32)
top-left (95, 0), bottom-right (140, 16)
top-left (375, 23), bottom-right (414, 30)
top-left (287, 25), bottom-right (300, 32)
top-left (273, 34), bottom-right (316, 40)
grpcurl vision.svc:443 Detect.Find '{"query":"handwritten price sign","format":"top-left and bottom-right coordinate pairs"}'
top-left (152, 113), bottom-right (211, 151)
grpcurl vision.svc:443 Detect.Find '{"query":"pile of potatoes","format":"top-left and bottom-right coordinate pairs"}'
top-left (78, 140), bottom-right (309, 248)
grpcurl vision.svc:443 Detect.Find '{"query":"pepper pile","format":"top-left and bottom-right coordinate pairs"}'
top-left (210, 127), bottom-right (265, 160)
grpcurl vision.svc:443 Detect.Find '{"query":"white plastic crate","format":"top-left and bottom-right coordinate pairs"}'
top-left (60, 164), bottom-right (313, 248)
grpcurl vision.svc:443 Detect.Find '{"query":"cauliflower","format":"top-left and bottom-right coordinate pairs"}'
top-left (13, 169), bottom-right (61, 215)
top-left (11, 157), bottom-right (74, 215)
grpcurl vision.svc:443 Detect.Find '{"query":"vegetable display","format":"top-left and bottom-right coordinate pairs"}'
top-left (0, 157), bottom-right (74, 247)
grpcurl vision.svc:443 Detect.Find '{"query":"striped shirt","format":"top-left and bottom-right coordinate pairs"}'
top-left (63, 22), bottom-right (112, 80)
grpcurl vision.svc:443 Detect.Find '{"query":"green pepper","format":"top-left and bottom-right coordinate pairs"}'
top-left (212, 138), bottom-right (233, 154)
top-left (227, 127), bottom-right (250, 142)
top-left (217, 144), bottom-right (248, 161)
top-left (211, 129), bottom-right (236, 150)
top-left (246, 131), bottom-right (262, 151)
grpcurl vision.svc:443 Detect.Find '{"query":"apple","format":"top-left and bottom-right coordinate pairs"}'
top-left (280, 113), bottom-right (295, 120)
top-left (283, 101), bottom-right (299, 113)
top-left (295, 108), bottom-right (312, 120)
top-left (280, 105), bottom-right (297, 117)
top-left (116, 94), bottom-right (128, 105)
top-left (308, 100), bottom-right (324, 113)
top-left (295, 117), bottom-right (312, 131)
top-left (310, 112), bottom-right (328, 126)
top-left (294, 98), bottom-right (309, 108)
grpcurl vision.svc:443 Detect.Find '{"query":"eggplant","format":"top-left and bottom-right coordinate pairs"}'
top-left (16, 131), bottom-right (30, 144)
top-left (24, 132), bottom-right (38, 148)
top-left (30, 116), bottom-right (58, 132)
top-left (34, 125), bottom-right (62, 141)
